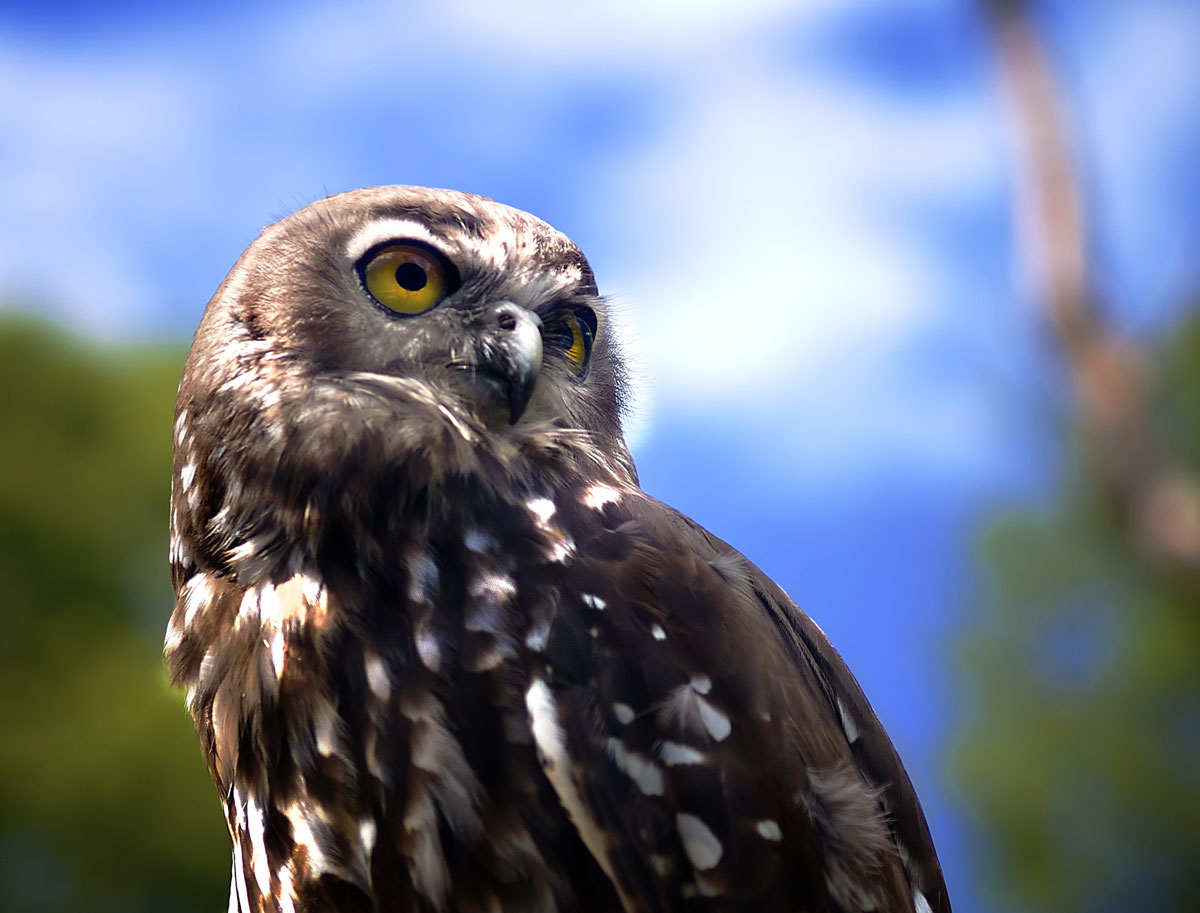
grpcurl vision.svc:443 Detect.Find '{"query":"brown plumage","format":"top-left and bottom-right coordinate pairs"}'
top-left (165, 185), bottom-right (951, 913)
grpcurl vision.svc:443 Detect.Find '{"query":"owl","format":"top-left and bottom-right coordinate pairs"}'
top-left (165, 186), bottom-right (950, 913)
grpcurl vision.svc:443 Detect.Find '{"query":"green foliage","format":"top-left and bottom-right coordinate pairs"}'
top-left (0, 316), bottom-right (227, 913)
top-left (955, 315), bottom-right (1200, 913)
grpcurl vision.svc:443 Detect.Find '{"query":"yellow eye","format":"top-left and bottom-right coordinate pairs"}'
top-left (360, 243), bottom-right (455, 315)
top-left (564, 314), bottom-right (588, 374)
top-left (551, 308), bottom-right (595, 378)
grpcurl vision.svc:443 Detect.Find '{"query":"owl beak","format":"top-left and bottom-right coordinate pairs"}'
top-left (484, 303), bottom-right (543, 424)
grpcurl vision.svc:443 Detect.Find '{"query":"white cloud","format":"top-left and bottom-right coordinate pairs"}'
top-left (1067, 0), bottom-right (1200, 329)
top-left (0, 0), bottom-right (924, 344)
top-left (0, 38), bottom-right (216, 335)
top-left (587, 41), bottom-right (1008, 478)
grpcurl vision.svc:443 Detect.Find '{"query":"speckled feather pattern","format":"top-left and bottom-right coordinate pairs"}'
top-left (166, 186), bottom-right (950, 913)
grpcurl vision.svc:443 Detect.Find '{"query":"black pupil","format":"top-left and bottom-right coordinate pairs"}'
top-left (395, 262), bottom-right (428, 292)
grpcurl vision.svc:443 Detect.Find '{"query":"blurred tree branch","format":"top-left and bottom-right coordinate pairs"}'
top-left (984, 0), bottom-right (1200, 573)
top-left (959, 6), bottom-right (1200, 910)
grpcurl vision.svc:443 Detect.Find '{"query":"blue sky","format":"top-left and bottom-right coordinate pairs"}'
top-left (3, 1), bottom-right (1199, 910)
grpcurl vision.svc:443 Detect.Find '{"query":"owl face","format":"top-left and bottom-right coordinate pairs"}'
top-left (189, 186), bottom-right (627, 439)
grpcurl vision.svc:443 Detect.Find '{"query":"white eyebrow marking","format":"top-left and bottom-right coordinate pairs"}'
top-left (344, 218), bottom-right (446, 262)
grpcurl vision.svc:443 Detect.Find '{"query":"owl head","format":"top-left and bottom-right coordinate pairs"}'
top-left (181, 186), bottom-right (632, 460)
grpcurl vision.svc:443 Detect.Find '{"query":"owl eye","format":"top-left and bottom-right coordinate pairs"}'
top-left (358, 242), bottom-right (458, 315)
top-left (547, 307), bottom-right (595, 378)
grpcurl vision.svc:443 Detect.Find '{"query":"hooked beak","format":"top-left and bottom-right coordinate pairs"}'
top-left (478, 302), bottom-right (543, 424)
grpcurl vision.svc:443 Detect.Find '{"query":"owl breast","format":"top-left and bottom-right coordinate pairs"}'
top-left (171, 475), bottom-right (639, 912)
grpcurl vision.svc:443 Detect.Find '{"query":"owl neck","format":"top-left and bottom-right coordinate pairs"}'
top-left (171, 374), bottom-right (633, 590)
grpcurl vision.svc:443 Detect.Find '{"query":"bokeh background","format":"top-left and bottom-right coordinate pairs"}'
top-left (2, 1), bottom-right (1199, 911)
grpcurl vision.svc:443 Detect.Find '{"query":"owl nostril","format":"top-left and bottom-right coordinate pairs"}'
top-left (494, 303), bottom-right (541, 335)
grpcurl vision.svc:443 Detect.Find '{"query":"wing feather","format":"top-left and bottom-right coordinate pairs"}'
top-left (532, 487), bottom-right (950, 912)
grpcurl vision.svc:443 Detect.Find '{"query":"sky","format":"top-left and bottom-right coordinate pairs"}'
top-left (3, 1), bottom-right (1200, 911)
